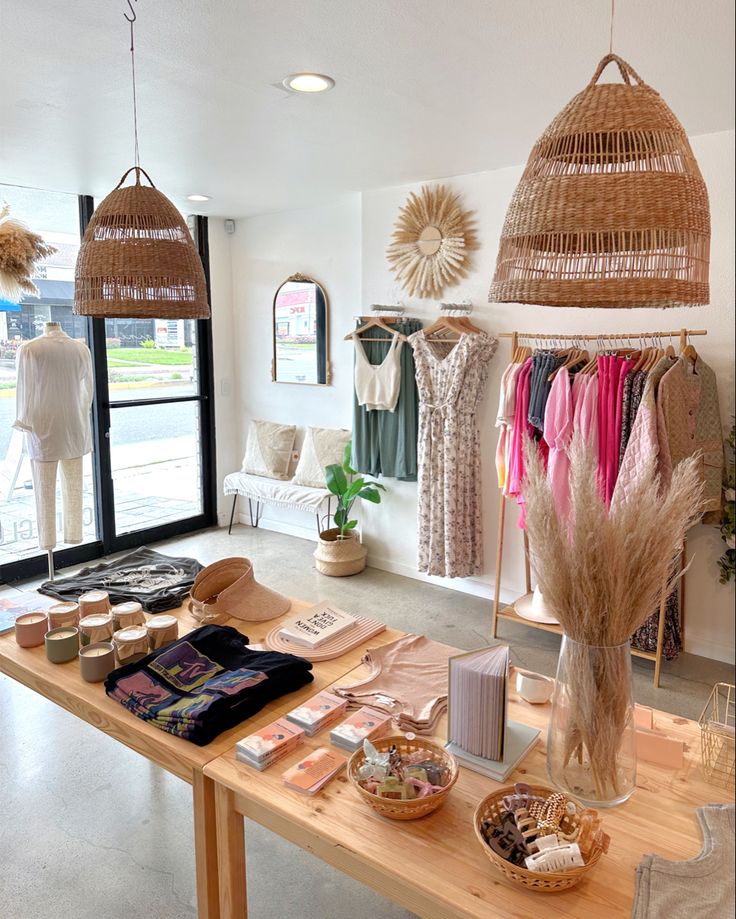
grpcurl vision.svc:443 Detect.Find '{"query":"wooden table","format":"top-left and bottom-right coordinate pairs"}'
top-left (0, 597), bottom-right (402, 918)
top-left (206, 658), bottom-right (735, 919)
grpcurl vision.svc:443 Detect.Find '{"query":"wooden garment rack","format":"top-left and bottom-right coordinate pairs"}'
top-left (491, 328), bottom-right (706, 688)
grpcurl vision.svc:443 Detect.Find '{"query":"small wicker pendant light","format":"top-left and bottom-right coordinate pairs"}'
top-left (74, 2), bottom-right (209, 319)
top-left (74, 166), bottom-right (209, 318)
top-left (489, 54), bottom-right (710, 308)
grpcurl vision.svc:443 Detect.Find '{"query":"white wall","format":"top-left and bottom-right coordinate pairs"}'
top-left (208, 218), bottom-right (239, 520)
top-left (224, 130), bottom-right (735, 663)
top-left (226, 196), bottom-right (362, 537)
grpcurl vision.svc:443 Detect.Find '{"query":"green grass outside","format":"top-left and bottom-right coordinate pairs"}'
top-left (109, 348), bottom-right (193, 366)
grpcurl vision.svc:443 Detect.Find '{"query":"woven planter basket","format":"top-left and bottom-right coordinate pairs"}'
top-left (489, 54), bottom-right (710, 308)
top-left (474, 784), bottom-right (607, 892)
top-left (314, 527), bottom-right (367, 577)
top-left (74, 166), bottom-right (209, 318)
top-left (348, 736), bottom-right (458, 820)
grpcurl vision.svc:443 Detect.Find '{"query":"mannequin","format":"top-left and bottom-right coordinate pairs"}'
top-left (13, 321), bottom-right (94, 569)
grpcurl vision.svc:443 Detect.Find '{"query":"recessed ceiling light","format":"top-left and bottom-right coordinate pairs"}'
top-left (282, 72), bottom-right (335, 94)
top-left (187, 194), bottom-right (210, 202)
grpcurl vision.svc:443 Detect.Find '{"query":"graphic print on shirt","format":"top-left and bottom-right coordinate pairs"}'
top-left (114, 671), bottom-right (175, 714)
top-left (149, 641), bottom-right (224, 691)
top-left (204, 668), bottom-right (267, 696)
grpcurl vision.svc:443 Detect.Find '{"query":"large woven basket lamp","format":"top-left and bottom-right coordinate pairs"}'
top-left (74, 1), bottom-right (209, 319)
top-left (489, 54), bottom-right (710, 308)
top-left (74, 166), bottom-right (209, 318)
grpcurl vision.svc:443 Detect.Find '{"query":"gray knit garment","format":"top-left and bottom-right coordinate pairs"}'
top-left (632, 804), bottom-right (735, 918)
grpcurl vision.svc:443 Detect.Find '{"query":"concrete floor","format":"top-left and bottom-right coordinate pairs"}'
top-left (1, 525), bottom-right (733, 919)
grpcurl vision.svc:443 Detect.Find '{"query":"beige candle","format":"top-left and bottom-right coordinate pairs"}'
top-left (114, 625), bottom-right (149, 664)
top-left (48, 601), bottom-right (80, 630)
top-left (79, 590), bottom-right (111, 617)
top-left (47, 628), bottom-right (76, 640)
top-left (112, 601), bottom-right (146, 631)
top-left (146, 615), bottom-right (179, 650)
top-left (22, 613), bottom-right (46, 624)
top-left (79, 613), bottom-right (114, 646)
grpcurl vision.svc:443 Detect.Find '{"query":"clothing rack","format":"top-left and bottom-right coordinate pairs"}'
top-left (491, 328), bottom-right (706, 688)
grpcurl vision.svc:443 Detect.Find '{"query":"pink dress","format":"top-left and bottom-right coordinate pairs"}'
top-left (597, 356), bottom-right (630, 505)
top-left (506, 358), bottom-right (534, 527)
top-left (543, 367), bottom-right (574, 520)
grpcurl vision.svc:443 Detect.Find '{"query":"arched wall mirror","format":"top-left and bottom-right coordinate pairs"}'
top-left (271, 273), bottom-right (330, 385)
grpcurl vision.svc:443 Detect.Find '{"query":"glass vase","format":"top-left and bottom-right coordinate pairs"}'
top-left (547, 635), bottom-right (637, 807)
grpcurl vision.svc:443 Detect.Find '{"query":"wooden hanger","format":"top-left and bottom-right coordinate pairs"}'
top-left (421, 314), bottom-right (468, 343)
top-left (345, 315), bottom-right (406, 342)
top-left (680, 340), bottom-right (698, 366)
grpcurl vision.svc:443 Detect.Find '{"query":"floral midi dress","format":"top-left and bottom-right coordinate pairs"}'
top-left (409, 330), bottom-right (497, 578)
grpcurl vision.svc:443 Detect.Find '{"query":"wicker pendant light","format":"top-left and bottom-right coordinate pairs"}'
top-left (75, 166), bottom-right (208, 318)
top-left (74, 2), bottom-right (209, 319)
top-left (489, 54), bottom-right (710, 308)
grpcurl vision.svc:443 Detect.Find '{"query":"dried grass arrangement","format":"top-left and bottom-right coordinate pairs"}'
top-left (522, 439), bottom-right (703, 802)
top-left (0, 204), bottom-right (57, 303)
top-left (386, 185), bottom-right (476, 299)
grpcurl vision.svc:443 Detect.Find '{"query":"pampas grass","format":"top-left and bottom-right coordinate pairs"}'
top-left (0, 204), bottom-right (56, 302)
top-left (522, 437), bottom-right (704, 800)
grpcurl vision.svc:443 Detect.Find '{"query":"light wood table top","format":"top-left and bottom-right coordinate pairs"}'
top-left (0, 593), bottom-right (403, 919)
top-left (0, 597), bottom-right (402, 781)
top-left (205, 658), bottom-right (735, 919)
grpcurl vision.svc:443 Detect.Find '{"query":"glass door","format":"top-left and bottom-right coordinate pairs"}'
top-left (89, 210), bottom-right (216, 554)
top-left (0, 195), bottom-right (216, 582)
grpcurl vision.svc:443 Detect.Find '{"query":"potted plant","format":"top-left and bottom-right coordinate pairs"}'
top-left (314, 442), bottom-right (385, 577)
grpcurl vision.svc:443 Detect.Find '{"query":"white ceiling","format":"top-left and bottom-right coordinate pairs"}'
top-left (1, 0), bottom-right (734, 218)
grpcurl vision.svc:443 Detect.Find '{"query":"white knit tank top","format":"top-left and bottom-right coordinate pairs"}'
top-left (352, 331), bottom-right (403, 412)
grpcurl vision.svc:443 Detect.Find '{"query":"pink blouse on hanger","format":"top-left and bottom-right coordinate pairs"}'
top-left (543, 366), bottom-right (574, 520)
top-left (506, 357), bottom-right (547, 528)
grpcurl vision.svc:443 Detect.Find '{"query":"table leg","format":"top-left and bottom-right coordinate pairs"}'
top-left (193, 770), bottom-right (221, 919)
top-left (215, 782), bottom-right (247, 919)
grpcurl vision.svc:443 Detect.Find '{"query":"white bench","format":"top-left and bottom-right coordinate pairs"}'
top-left (223, 472), bottom-right (333, 536)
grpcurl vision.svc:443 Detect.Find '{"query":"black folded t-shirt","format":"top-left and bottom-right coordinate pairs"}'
top-left (105, 624), bottom-right (314, 745)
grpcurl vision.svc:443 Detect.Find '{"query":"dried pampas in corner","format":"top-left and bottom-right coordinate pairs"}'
top-left (522, 438), bottom-right (704, 804)
top-left (386, 185), bottom-right (477, 299)
top-left (0, 204), bottom-right (57, 303)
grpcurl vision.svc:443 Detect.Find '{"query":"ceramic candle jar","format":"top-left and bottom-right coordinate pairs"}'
top-left (48, 601), bottom-right (80, 630)
top-left (146, 615), bottom-right (178, 651)
top-left (14, 612), bottom-right (49, 648)
top-left (113, 625), bottom-right (149, 664)
top-left (78, 590), bottom-right (111, 617)
top-left (45, 627), bottom-right (80, 663)
top-left (112, 601), bottom-right (146, 631)
top-left (79, 642), bottom-right (116, 682)
top-left (79, 613), bottom-right (115, 647)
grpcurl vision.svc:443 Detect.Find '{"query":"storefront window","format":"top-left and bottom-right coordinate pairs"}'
top-left (0, 185), bottom-right (97, 565)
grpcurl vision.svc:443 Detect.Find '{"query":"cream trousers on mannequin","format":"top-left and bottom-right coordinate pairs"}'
top-left (31, 457), bottom-right (84, 550)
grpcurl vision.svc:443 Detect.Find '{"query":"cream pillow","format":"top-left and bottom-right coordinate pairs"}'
top-left (292, 426), bottom-right (351, 489)
top-left (242, 420), bottom-right (296, 480)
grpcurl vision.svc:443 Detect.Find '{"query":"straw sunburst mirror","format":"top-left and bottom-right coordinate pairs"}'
top-left (386, 185), bottom-right (477, 299)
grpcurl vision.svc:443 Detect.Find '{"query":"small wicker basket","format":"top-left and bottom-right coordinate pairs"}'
top-left (348, 736), bottom-right (458, 820)
top-left (473, 784), bottom-right (606, 892)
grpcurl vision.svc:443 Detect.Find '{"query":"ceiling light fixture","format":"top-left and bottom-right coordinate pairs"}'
top-left (282, 72), bottom-right (335, 94)
top-left (187, 194), bottom-right (211, 202)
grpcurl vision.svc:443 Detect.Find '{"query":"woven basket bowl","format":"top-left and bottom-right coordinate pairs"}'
top-left (473, 784), bottom-right (605, 892)
top-left (348, 736), bottom-right (458, 820)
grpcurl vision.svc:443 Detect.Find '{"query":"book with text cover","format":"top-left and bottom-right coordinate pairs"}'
top-left (279, 602), bottom-right (358, 649)
top-left (447, 645), bottom-right (510, 762)
top-left (0, 591), bottom-right (54, 636)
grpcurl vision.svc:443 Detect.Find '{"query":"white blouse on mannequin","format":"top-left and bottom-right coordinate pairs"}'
top-left (13, 326), bottom-right (94, 461)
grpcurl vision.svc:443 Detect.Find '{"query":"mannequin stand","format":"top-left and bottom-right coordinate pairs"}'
top-left (46, 549), bottom-right (55, 582)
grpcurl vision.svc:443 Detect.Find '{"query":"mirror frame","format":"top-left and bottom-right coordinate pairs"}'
top-left (271, 273), bottom-right (331, 386)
